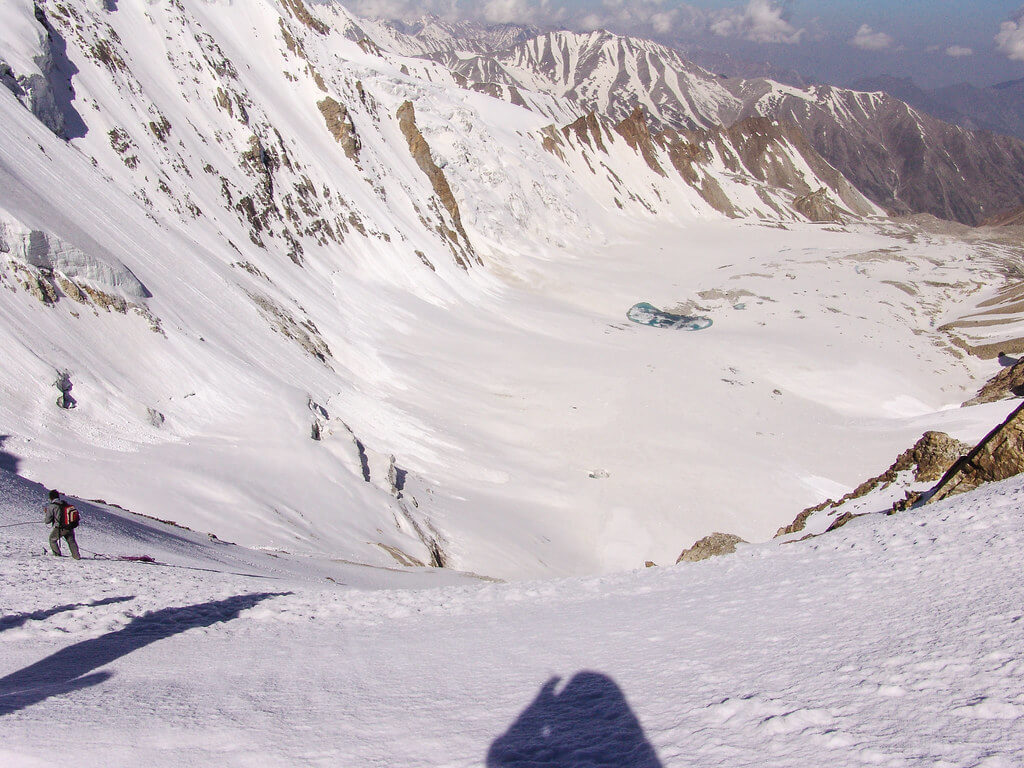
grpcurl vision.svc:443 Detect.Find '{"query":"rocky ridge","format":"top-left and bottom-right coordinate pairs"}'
top-left (540, 106), bottom-right (876, 222)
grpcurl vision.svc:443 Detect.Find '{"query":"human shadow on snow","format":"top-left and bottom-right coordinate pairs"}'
top-left (487, 671), bottom-right (664, 768)
top-left (0, 595), bottom-right (134, 634)
top-left (0, 592), bottom-right (287, 715)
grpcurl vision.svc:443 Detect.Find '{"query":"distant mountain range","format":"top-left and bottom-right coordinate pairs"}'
top-left (353, 21), bottom-right (1024, 225)
top-left (851, 75), bottom-right (1024, 145)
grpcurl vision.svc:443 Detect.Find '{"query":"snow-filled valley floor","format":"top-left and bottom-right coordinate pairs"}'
top-left (3, 2), bottom-right (1024, 762)
top-left (3, 463), bottom-right (1024, 767)
top-left (0, 0), bottom-right (1017, 579)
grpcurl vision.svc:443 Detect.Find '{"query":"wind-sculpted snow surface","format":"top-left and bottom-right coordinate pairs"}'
top-left (2, 461), bottom-right (1024, 765)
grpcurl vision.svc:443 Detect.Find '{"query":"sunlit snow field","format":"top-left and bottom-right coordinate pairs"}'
top-left (2, 1), bottom-right (1024, 763)
top-left (2, 463), bottom-right (1023, 766)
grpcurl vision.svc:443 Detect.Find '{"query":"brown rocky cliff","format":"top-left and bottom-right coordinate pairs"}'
top-left (396, 100), bottom-right (476, 267)
top-left (724, 117), bottom-right (874, 216)
top-left (280, 0), bottom-right (329, 35)
top-left (563, 112), bottom-right (607, 153)
top-left (964, 358), bottom-right (1024, 406)
top-left (614, 107), bottom-right (665, 176)
top-left (928, 402), bottom-right (1024, 502)
top-left (317, 97), bottom-right (360, 161)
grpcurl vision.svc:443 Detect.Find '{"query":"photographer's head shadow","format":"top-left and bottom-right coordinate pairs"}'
top-left (487, 671), bottom-right (663, 767)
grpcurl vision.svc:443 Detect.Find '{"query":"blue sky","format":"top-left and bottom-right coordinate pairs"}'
top-left (341, 1), bottom-right (1024, 87)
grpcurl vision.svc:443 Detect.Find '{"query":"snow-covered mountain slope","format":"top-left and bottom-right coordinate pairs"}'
top-left (406, 26), bottom-right (1024, 225)
top-left (0, 0), bottom-right (1018, 579)
top-left (423, 30), bottom-right (744, 131)
top-left (338, 13), bottom-right (540, 58)
top-left (536, 108), bottom-right (876, 222)
top-left (3, 460), bottom-right (1024, 765)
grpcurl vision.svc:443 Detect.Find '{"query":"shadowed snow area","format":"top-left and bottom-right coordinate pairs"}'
top-left (2, 463), bottom-right (1024, 765)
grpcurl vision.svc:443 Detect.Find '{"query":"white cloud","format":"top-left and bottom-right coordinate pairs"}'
top-left (482, 0), bottom-right (546, 25)
top-left (849, 24), bottom-right (895, 52)
top-left (342, 1), bottom-right (461, 23)
top-left (709, 0), bottom-right (804, 44)
top-left (945, 45), bottom-right (973, 58)
top-left (579, 12), bottom-right (604, 31)
top-left (581, 0), bottom-right (707, 38)
top-left (340, 0), bottom-right (706, 40)
top-left (996, 20), bottom-right (1024, 61)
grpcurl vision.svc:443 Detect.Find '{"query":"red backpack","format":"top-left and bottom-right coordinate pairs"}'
top-left (59, 502), bottom-right (80, 529)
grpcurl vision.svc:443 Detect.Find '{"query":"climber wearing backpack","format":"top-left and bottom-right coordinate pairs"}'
top-left (44, 489), bottom-right (81, 559)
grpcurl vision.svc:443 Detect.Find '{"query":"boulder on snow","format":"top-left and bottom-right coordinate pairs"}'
top-left (896, 431), bottom-right (973, 483)
top-left (793, 188), bottom-right (846, 223)
top-left (676, 532), bottom-right (746, 563)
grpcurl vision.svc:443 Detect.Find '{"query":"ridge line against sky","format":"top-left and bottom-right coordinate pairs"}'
top-left (330, 0), bottom-right (1024, 88)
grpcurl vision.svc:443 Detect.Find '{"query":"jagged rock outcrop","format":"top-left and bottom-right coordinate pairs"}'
top-left (280, 0), bottom-right (330, 35)
top-left (676, 532), bottom-right (746, 563)
top-left (899, 432), bottom-right (975, 483)
top-left (964, 358), bottom-right (1024, 405)
top-left (660, 117), bottom-right (874, 218)
top-left (614, 107), bottom-right (664, 176)
top-left (774, 508), bottom-right (814, 538)
top-left (927, 402), bottom-right (1024, 503)
top-left (775, 430), bottom-right (971, 536)
top-left (563, 112), bottom-right (607, 153)
top-left (396, 100), bottom-right (476, 267)
top-left (317, 96), bottom-right (360, 160)
top-left (543, 107), bottom-right (870, 221)
top-left (843, 430), bottom-right (970, 494)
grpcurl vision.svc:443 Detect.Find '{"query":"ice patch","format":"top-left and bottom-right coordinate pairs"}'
top-left (626, 302), bottom-right (712, 330)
